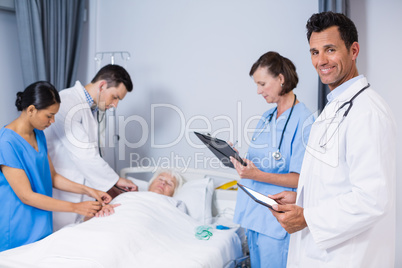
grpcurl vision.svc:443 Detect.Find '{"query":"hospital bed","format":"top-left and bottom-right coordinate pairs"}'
top-left (0, 166), bottom-right (250, 268)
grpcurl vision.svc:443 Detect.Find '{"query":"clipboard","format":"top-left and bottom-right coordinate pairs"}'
top-left (237, 183), bottom-right (283, 212)
top-left (194, 132), bottom-right (247, 169)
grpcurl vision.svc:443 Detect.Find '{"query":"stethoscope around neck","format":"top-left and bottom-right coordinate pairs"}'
top-left (252, 94), bottom-right (297, 161)
top-left (319, 83), bottom-right (370, 148)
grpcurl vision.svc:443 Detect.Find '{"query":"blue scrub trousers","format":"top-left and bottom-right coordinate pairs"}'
top-left (247, 229), bottom-right (289, 268)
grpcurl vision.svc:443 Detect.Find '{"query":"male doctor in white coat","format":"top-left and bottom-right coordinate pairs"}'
top-left (269, 12), bottom-right (396, 267)
top-left (45, 64), bottom-right (138, 231)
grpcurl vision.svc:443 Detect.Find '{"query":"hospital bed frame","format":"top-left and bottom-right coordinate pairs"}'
top-left (120, 166), bottom-right (251, 268)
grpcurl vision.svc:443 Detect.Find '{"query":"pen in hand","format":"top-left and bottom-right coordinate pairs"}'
top-left (231, 140), bottom-right (238, 149)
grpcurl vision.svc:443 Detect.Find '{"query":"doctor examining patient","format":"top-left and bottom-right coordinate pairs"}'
top-left (0, 65), bottom-right (140, 251)
top-left (44, 64), bottom-right (139, 231)
top-left (0, 77), bottom-right (186, 253)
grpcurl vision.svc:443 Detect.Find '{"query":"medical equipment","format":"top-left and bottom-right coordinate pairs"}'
top-left (93, 51), bottom-right (131, 170)
top-left (319, 84), bottom-right (370, 148)
top-left (252, 94), bottom-right (297, 160)
top-left (216, 224), bottom-right (231, 230)
top-left (195, 225), bottom-right (213, 240)
top-left (96, 89), bottom-right (106, 157)
top-left (113, 185), bottom-right (128, 192)
top-left (94, 51), bottom-right (131, 69)
top-left (95, 88), bottom-right (118, 157)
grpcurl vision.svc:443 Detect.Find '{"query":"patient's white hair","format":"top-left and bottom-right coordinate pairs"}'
top-left (148, 168), bottom-right (185, 194)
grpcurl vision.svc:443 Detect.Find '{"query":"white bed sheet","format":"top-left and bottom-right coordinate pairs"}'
top-left (0, 192), bottom-right (243, 268)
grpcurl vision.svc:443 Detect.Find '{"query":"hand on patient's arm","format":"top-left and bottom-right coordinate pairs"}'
top-left (270, 204), bottom-right (307, 234)
top-left (115, 177), bottom-right (138, 192)
top-left (95, 203), bottom-right (121, 217)
top-left (83, 203), bottom-right (121, 221)
top-left (85, 187), bottom-right (112, 205)
top-left (52, 171), bottom-right (112, 206)
top-left (72, 201), bottom-right (103, 217)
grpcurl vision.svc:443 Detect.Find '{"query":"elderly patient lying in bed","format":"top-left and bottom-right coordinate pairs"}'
top-left (93, 168), bottom-right (186, 218)
top-left (0, 168), bottom-right (243, 268)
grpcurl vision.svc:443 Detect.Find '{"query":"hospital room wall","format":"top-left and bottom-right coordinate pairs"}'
top-left (0, 8), bottom-right (22, 127)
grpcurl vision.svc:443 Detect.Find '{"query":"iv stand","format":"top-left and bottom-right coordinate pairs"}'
top-left (94, 51), bottom-right (131, 67)
top-left (94, 51), bottom-right (131, 172)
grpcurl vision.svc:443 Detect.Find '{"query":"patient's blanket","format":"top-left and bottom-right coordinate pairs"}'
top-left (0, 192), bottom-right (242, 268)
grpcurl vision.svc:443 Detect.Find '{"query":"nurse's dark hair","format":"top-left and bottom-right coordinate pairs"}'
top-left (249, 51), bottom-right (298, 96)
top-left (306, 11), bottom-right (358, 50)
top-left (91, 64), bottom-right (133, 92)
top-left (15, 81), bottom-right (61, 111)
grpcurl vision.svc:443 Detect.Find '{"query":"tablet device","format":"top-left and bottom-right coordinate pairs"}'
top-left (194, 132), bottom-right (247, 168)
top-left (237, 183), bottom-right (283, 212)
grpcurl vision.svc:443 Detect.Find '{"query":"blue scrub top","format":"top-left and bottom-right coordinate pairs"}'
top-left (233, 103), bottom-right (314, 239)
top-left (0, 127), bottom-right (53, 252)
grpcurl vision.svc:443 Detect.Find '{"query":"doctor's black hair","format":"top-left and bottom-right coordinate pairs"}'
top-left (91, 64), bottom-right (133, 92)
top-left (249, 51), bottom-right (298, 96)
top-left (15, 81), bottom-right (60, 111)
top-left (306, 11), bottom-right (358, 50)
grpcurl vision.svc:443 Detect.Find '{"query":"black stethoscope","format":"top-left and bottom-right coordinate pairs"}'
top-left (319, 83), bottom-right (370, 148)
top-left (96, 88), bottom-right (106, 157)
top-left (252, 94), bottom-right (297, 161)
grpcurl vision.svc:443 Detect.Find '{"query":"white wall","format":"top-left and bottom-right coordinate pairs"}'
top-left (350, 0), bottom-right (402, 266)
top-left (0, 9), bottom-right (22, 126)
top-left (90, 0), bottom-right (318, 174)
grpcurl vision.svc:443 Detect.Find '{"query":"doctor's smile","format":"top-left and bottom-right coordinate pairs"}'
top-left (319, 66), bottom-right (335, 74)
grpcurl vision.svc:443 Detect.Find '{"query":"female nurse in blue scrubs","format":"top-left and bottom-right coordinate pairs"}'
top-left (231, 52), bottom-right (314, 268)
top-left (0, 81), bottom-right (113, 252)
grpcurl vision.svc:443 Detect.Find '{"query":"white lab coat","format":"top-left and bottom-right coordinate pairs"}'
top-left (287, 77), bottom-right (396, 267)
top-left (45, 81), bottom-right (119, 231)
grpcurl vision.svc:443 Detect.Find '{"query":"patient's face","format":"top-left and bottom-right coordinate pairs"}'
top-left (148, 173), bottom-right (177, 197)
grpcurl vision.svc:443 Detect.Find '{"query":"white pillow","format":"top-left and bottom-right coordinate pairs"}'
top-left (127, 176), bottom-right (149, 191)
top-left (174, 177), bottom-right (214, 223)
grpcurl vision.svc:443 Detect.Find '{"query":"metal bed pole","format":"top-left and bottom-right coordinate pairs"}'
top-left (94, 51), bottom-right (131, 172)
